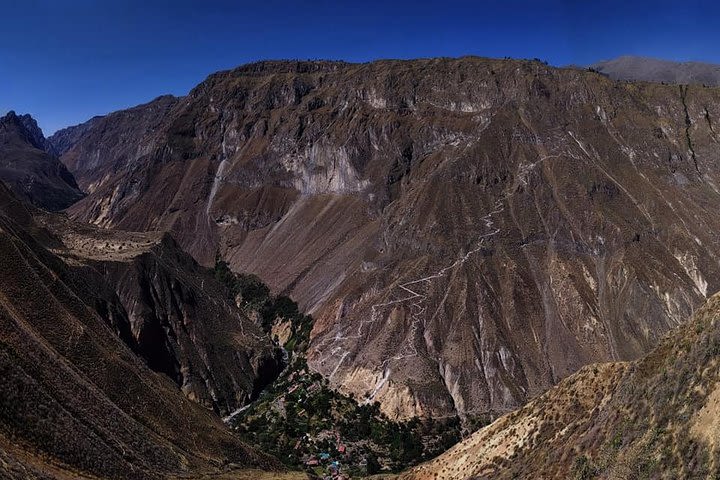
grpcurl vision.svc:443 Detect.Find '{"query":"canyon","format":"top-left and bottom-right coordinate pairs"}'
top-left (4, 55), bottom-right (720, 479)
top-left (49, 57), bottom-right (720, 422)
top-left (0, 117), bottom-right (292, 479)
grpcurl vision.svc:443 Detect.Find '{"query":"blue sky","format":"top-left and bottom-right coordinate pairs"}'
top-left (2, 0), bottom-right (719, 135)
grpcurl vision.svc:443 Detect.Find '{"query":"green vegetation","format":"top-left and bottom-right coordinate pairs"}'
top-left (214, 256), bottom-right (312, 354)
top-left (213, 256), bottom-right (463, 477)
top-left (573, 455), bottom-right (598, 480)
top-left (230, 354), bottom-right (461, 476)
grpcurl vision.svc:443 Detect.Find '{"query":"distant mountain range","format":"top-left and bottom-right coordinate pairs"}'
top-left (591, 55), bottom-right (720, 86)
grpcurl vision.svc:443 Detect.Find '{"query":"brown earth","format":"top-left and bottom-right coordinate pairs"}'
top-left (400, 291), bottom-right (720, 479)
top-left (50, 57), bottom-right (720, 421)
top-left (0, 182), bottom-right (295, 479)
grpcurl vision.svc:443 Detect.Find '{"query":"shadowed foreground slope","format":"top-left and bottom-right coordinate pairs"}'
top-left (402, 292), bottom-right (720, 479)
top-left (0, 184), bottom-right (296, 479)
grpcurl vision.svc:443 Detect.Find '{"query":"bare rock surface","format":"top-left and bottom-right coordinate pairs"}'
top-left (36, 208), bottom-right (282, 416)
top-left (0, 111), bottom-right (83, 210)
top-left (51, 57), bottom-right (720, 420)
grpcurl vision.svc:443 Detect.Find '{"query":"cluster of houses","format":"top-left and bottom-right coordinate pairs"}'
top-left (303, 455), bottom-right (348, 479)
top-left (301, 430), bottom-right (350, 479)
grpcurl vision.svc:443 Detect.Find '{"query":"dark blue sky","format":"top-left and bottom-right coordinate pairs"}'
top-left (2, 0), bottom-right (719, 134)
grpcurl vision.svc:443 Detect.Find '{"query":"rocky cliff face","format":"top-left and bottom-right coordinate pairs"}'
top-left (48, 115), bottom-right (104, 157)
top-left (0, 184), bottom-right (284, 479)
top-left (50, 95), bottom-right (179, 195)
top-left (401, 291), bottom-right (720, 479)
top-left (0, 111), bottom-right (83, 210)
top-left (50, 57), bottom-right (720, 420)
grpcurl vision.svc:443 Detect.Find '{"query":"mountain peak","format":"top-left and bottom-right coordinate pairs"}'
top-left (0, 110), bottom-right (83, 210)
top-left (0, 110), bottom-right (51, 152)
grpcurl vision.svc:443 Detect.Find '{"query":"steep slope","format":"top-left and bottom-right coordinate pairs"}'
top-left (402, 291), bottom-right (720, 479)
top-left (48, 115), bottom-right (104, 157)
top-left (51, 57), bottom-right (720, 420)
top-left (0, 111), bottom-right (83, 210)
top-left (213, 261), bottom-right (463, 476)
top-left (591, 55), bottom-right (720, 86)
top-left (36, 211), bottom-right (282, 415)
top-left (49, 95), bottom-right (179, 195)
top-left (0, 183), bottom-right (291, 479)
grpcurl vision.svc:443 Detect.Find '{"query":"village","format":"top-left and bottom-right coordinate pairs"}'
top-left (298, 428), bottom-right (349, 479)
top-left (229, 353), bottom-right (461, 478)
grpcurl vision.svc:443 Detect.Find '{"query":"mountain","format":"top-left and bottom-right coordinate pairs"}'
top-left (48, 115), bottom-right (104, 157)
top-left (49, 95), bottom-right (180, 191)
top-left (0, 111), bottom-right (84, 210)
top-left (0, 183), bottom-right (296, 479)
top-left (48, 57), bottom-right (720, 422)
top-left (591, 55), bottom-right (720, 86)
top-left (401, 291), bottom-right (720, 479)
top-left (17, 98), bottom-right (285, 416)
top-left (35, 210), bottom-right (283, 416)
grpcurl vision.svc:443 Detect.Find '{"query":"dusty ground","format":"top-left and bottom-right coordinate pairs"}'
top-left (37, 212), bottom-right (163, 262)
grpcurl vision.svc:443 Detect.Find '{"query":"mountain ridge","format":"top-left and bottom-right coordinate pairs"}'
top-left (0, 111), bottom-right (84, 210)
top-left (591, 55), bottom-right (720, 86)
top-left (47, 56), bottom-right (720, 423)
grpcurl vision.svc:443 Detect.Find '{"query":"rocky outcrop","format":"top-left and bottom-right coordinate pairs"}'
top-left (99, 235), bottom-right (283, 413)
top-left (0, 111), bottom-right (83, 210)
top-left (54, 57), bottom-right (720, 420)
